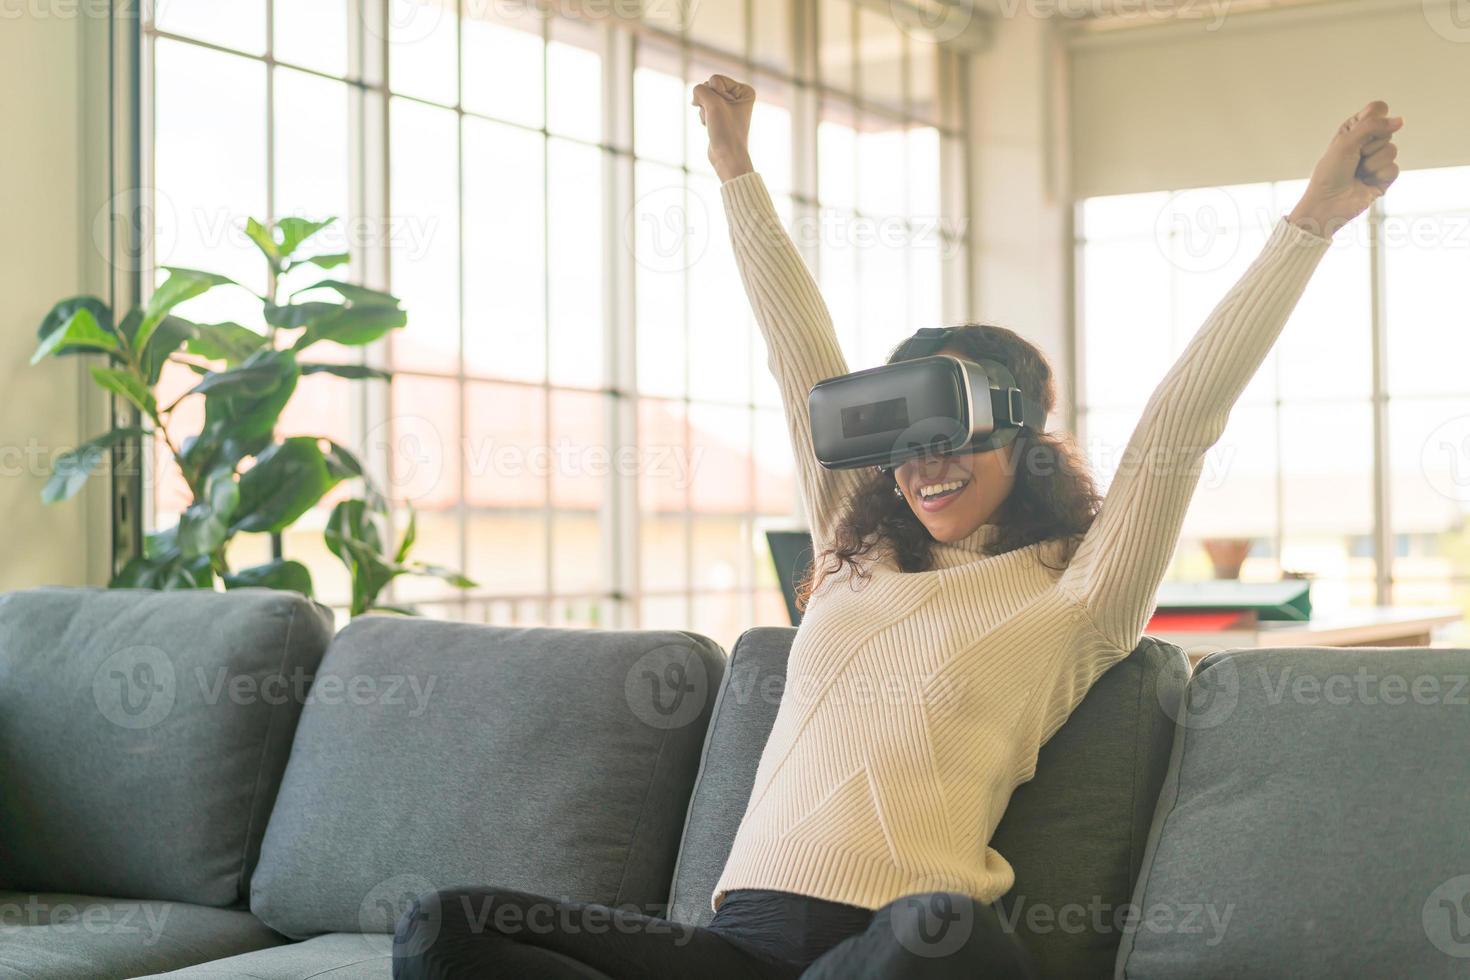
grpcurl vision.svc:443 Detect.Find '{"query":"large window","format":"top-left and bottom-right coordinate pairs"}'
top-left (142, 0), bottom-right (971, 650)
top-left (1076, 167), bottom-right (1470, 636)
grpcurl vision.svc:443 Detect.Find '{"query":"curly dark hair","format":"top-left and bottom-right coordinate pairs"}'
top-left (796, 324), bottom-right (1102, 610)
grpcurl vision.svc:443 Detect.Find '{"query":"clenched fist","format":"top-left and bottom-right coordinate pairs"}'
top-left (692, 74), bottom-right (756, 183)
top-left (1289, 101), bottom-right (1404, 238)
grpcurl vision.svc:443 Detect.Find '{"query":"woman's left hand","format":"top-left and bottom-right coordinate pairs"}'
top-left (1288, 100), bottom-right (1403, 238)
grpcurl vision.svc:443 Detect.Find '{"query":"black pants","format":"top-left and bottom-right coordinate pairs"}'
top-left (392, 886), bottom-right (1039, 980)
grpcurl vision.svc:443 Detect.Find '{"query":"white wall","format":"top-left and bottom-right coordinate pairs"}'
top-left (967, 12), bottom-right (1077, 428)
top-left (967, 0), bottom-right (1470, 424)
top-left (0, 10), bottom-right (110, 590)
top-left (1069, 0), bottom-right (1470, 198)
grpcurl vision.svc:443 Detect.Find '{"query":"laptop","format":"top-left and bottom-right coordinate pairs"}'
top-left (765, 529), bottom-right (815, 627)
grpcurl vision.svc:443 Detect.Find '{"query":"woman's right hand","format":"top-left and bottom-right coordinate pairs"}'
top-left (691, 74), bottom-right (756, 183)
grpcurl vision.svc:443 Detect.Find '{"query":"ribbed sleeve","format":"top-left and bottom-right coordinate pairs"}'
top-left (1057, 217), bottom-right (1332, 653)
top-left (720, 172), bottom-right (865, 552)
top-left (709, 175), bottom-right (1333, 917)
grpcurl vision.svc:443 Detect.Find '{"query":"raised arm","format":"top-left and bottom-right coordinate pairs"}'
top-left (693, 75), bottom-right (865, 550)
top-left (1058, 101), bottom-right (1404, 653)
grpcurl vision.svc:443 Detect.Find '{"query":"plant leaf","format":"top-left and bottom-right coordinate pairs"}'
top-left (110, 551), bottom-right (214, 590)
top-left (140, 316), bottom-right (198, 385)
top-left (91, 366), bottom-right (157, 417)
top-left (410, 564), bottom-right (477, 590)
top-left (275, 217), bottom-right (335, 258)
top-left (264, 301), bottom-right (341, 330)
top-left (43, 427), bottom-right (144, 503)
top-left (280, 279), bottom-right (405, 351)
top-left (325, 499), bottom-right (399, 615)
top-left (290, 279), bottom-right (400, 306)
top-left (33, 305), bottom-right (119, 364)
top-left (223, 558), bottom-right (314, 597)
top-left (244, 218), bottom-right (280, 263)
top-left (142, 525), bottom-right (178, 559)
top-left (294, 251), bottom-right (349, 271)
top-left (321, 440), bottom-right (366, 483)
top-left (323, 498), bottom-right (385, 559)
top-left (292, 304), bottom-right (407, 350)
top-left (321, 441), bottom-right (386, 511)
top-left (232, 437), bottom-right (338, 534)
top-left (299, 363), bottom-right (392, 381)
top-left (137, 268), bottom-right (233, 355)
top-left (394, 507), bottom-right (417, 564)
top-left (180, 351), bottom-right (300, 481)
top-left (177, 472), bottom-right (240, 558)
top-left (185, 348), bottom-right (296, 400)
top-left (35, 297), bottom-right (117, 360)
top-left (185, 322), bottom-right (267, 364)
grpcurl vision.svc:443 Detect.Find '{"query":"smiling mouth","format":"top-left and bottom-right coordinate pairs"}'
top-left (917, 478), bottom-right (969, 501)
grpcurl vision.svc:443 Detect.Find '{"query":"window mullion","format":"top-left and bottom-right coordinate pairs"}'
top-left (607, 25), bottom-right (639, 629)
top-left (353, 0), bottom-right (396, 602)
top-left (454, 0), bottom-right (468, 622)
top-left (1369, 199), bottom-right (1393, 605)
top-left (116, 2), bottom-right (151, 578)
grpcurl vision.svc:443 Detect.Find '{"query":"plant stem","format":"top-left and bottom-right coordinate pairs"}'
top-left (266, 254), bottom-right (284, 562)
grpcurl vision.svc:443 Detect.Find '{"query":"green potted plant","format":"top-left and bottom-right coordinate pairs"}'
top-left (32, 216), bottom-right (473, 611)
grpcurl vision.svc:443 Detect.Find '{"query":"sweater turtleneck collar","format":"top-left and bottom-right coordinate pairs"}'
top-left (932, 523), bottom-right (1001, 563)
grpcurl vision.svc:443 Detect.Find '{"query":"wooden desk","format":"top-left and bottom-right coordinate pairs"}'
top-left (1150, 606), bottom-right (1463, 666)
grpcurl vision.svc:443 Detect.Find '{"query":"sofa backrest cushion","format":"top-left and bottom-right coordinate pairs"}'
top-left (989, 635), bottom-right (1188, 978)
top-left (248, 617), bottom-right (725, 938)
top-left (1116, 646), bottom-right (1470, 980)
top-left (666, 627), bottom-right (791, 925)
top-left (667, 628), bottom-right (1188, 980)
top-left (0, 587), bottom-right (335, 907)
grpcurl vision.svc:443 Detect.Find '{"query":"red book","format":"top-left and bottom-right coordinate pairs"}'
top-left (1145, 610), bottom-right (1253, 632)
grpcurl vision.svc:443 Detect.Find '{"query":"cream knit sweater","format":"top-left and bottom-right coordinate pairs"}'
top-left (710, 172), bottom-right (1332, 913)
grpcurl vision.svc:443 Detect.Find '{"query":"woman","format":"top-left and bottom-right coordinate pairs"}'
top-left (393, 76), bottom-right (1402, 979)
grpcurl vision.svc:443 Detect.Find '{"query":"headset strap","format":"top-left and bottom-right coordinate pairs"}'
top-left (989, 385), bottom-right (1046, 431)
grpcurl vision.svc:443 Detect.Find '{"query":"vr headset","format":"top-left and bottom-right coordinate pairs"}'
top-left (807, 328), bottom-right (1046, 471)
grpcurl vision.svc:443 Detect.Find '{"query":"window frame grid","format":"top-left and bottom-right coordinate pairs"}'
top-left (137, 0), bottom-right (973, 643)
top-left (1072, 185), bottom-right (1470, 608)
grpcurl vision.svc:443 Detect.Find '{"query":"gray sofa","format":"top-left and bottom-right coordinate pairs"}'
top-left (1, 587), bottom-right (1464, 978)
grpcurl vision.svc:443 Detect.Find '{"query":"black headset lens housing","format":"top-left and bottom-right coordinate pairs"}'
top-left (806, 351), bottom-right (1044, 472)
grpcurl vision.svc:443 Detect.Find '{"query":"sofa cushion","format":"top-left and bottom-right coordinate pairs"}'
top-left (0, 891), bottom-right (288, 980)
top-left (667, 627), bottom-right (791, 926)
top-left (139, 933), bottom-right (391, 979)
top-left (250, 617), bottom-right (725, 938)
top-left (0, 587), bottom-right (335, 906)
top-left (667, 628), bottom-right (1187, 980)
top-left (1116, 646), bottom-right (1470, 980)
top-left (991, 635), bottom-right (1188, 978)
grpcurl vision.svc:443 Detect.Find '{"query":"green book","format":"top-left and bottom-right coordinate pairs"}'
top-left (1154, 580), bottom-right (1312, 622)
